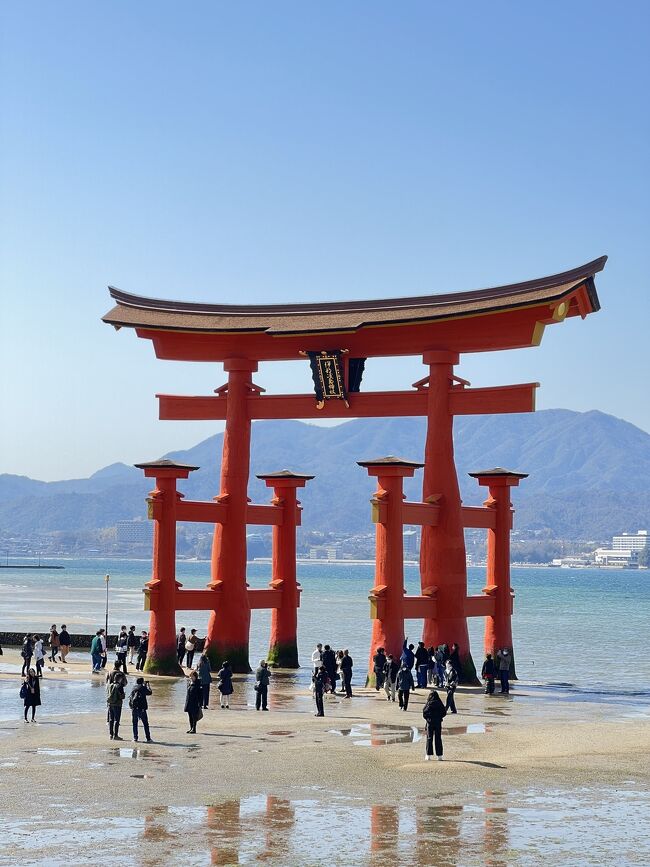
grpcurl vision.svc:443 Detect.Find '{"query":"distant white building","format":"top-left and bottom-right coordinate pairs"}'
top-left (403, 529), bottom-right (418, 558)
top-left (611, 530), bottom-right (648, 552)
top-left (594, 548), bottom-right (639, 568)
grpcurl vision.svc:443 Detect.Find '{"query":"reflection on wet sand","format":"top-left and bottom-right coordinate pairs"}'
top-left (209, 799), bottom-right (241, 865)
top-left (483, 790), bottom-right (509, 867)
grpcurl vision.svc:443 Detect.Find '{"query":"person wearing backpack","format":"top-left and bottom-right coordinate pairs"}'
top-left (129, 677), bottom-right (153, 742)
top-left (185, 629), bottom-right (199, 669)
top-left (106, 676), bottom-right (125, 740)
top-left (422, 689), bottom-right (447, 761)
top-left (21, 668), bottom-right (41, 722)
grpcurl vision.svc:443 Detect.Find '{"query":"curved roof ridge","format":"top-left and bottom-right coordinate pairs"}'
top-left (107, 256), bottom-right (606, 317)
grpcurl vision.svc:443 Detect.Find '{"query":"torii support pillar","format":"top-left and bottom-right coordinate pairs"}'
top-left (135, 459), bottom-right (199, 676)
top-left (206, 358), bottom-right (258, 673)
top-left (469, 467), bottom-right (528, 679)
top-left (257, 470), bottom-right (314, 668)
top-left (420, 350), bottom-right (477, 683)
top-left (358, 456), bottom-right (424, 686)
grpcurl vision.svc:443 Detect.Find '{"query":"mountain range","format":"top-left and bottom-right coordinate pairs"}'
top-left (1, 409), bottom-right (649, 541)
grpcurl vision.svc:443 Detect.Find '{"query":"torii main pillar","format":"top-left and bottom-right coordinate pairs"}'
top-left (470, 468), bottom-right (528, 678)
top-left (359, 456), bottom-right (424, 683)
top-left (206, 358), bottom-right (258, 672)
top-left (257, 469), bottom-right (314, 668)
top-left (419, 350), bottom-right (477, 683)
top-left (135, 459), bottom-right (199, 676)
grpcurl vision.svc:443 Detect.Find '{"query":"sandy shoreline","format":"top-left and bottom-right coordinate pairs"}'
top-left (1, 649), bottom-right (649, 864)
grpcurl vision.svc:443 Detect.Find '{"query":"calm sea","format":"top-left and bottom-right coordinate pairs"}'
top-left (1, 560), bottom-right (648, 696)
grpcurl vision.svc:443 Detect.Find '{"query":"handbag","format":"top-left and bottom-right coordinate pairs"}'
top-left (20, 683), bottom-right (28, 699)
top-left (196, 707), bottom-right (203, 721)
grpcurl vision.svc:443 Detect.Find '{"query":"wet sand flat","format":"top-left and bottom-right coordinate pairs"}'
top-left (1, 650), bottom-right (649, 865)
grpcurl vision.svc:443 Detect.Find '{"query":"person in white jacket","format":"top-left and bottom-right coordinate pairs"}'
top-left (311, 643), bottom-right (323, 672)
top-left (33, 636), bottom-right (45, 678)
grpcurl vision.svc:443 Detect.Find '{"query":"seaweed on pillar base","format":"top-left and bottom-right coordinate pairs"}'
top-left (205, 643), bottom-right (251, 674)
top-left (143, 652), bottom-right (184, 677)
top-left (267, 641), bottom-right (299, 669)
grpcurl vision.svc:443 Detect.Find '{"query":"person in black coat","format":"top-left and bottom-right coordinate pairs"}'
top-left (129, 677), bottom-right (153, 742)
top-left (216, 661), bottom-right (234, 709)
top-left (396, 663), bottom-right (415, 710)
top-left (321, 645), bottom-right (337, 694)
top-left (340, 650), bottom-right (353, 698)
top-left (22, 668), bottom-right (41, 722)
top-left (414, 642), bottom-right (429, 689)
top-left (372, 647), bottom-right (386, 691)
top-left (255, 660), bottom-right (271, 710)
top-left (481, 653), bottom-right (497, 695)
top-left (59, 625), bottom-right (71, 663)
top-left (21, 635), bottom-right (33, 677)
top-left (312, 665), bottom-right (326, 717)
top-left (422, 689), bottom-right (447, 760)
top-left (136, 631), bottom-right (148, 672)
top-left (184, 671), bottom-right (203, 733)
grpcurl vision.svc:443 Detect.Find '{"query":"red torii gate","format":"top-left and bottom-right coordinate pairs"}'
top-left (103, 256), bottom-right (605, 675)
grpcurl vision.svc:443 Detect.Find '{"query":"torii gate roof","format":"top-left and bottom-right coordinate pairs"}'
top-left (102, 256), bottom-right (605, 360)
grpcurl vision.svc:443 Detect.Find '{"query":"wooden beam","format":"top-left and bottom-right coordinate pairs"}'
top-left (402, 502), bottom-right (440, 526)
top-left (246, 504), bottom-right (284, 526)
top-left (176, 500), bottom-right (228, 524)
top-left (174, 589), bottom-right (220, 610)
top-left (157, 382), bottom-right (538, 421)
top-left (402, 595), bottom-right (438, 619)
top-left (248, 588), bottom-right (284, 609)
top-left (461, 506), bottom-right (496, 529)
top-left (449, 383), bottom-right (538, 415)
top-left (173, 587), bottom-right (285, 610)
top-left (465, 594), bottom-right (496, 617)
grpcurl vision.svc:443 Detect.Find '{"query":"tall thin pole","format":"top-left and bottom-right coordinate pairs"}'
top-left (104, 573), bottom-right (110, 637)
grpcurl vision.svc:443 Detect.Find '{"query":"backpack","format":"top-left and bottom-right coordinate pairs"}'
top-left (129, 688), bottom-right (141, 710)
top-left (107, 682), bottom-right (124, 704)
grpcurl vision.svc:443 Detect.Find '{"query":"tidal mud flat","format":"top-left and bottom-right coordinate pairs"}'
top-left (1, 651), bottom-right (649, 865)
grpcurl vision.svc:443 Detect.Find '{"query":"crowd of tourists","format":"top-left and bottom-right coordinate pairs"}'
top-left (17, 622), bottom-right (513, 761)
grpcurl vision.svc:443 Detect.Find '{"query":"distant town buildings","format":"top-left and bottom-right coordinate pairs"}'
top-left (553, 529), bottom-right (648, 569)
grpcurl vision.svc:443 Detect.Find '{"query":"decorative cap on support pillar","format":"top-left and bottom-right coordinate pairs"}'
top-left (135, 459), bottom-right (199, 479)
top-left (468, 467), bottom-right (528, 486)
top-left (357, 455), bottom-right (424, 477)
top-left (256, 469), bottom-right (315, 487)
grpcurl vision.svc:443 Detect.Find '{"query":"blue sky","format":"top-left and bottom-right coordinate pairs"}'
top-left (1, 2), bottom-right (648, 480)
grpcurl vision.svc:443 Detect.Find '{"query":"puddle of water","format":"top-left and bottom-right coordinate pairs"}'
top-left (37, 748), bottom-right (82, 756)
top-left (328, 723), bottom-right (422, 746)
